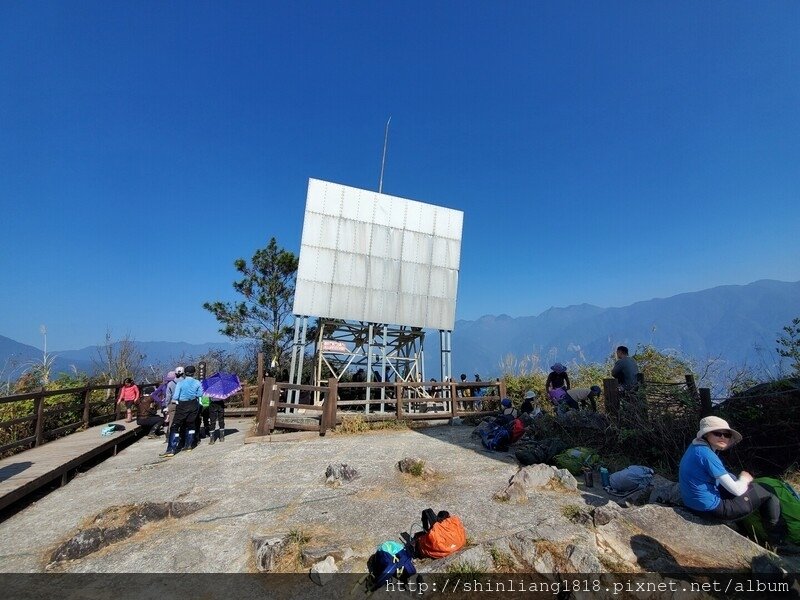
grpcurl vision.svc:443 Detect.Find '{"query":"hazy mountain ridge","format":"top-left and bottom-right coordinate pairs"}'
top-left (2, 279), bottom-right (798, 383)
top-left (446, 279), bottom-right (800, 376)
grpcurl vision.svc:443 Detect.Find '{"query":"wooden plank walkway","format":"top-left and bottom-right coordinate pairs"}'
top-left (0, 419), bottom-right (143, 512)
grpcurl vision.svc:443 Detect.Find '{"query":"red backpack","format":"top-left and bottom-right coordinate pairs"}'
top-left (508, 418), bottom-right (525, 443)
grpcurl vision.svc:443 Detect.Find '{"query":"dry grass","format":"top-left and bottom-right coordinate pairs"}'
top-left (334, 415), bottom-right (410, 434)
top-left (488, 547), bottom-right (516, 571)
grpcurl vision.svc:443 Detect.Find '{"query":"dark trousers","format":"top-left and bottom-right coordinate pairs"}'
top-left (704, 483), bottom-right (782, 534)
top-left (169, 401), bottom-right (199, 436)
top-left (195, 405), bottom-right (210, 436)
top-left (209, 401), bottom-right (225, 430)
top-left (137, 415), bottom-right (164, 435)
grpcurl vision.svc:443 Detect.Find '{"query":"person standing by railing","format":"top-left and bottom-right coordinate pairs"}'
top-left (160, 365), bottom-right (202, 458)
top-left (116, 378), bottom-right (140, 423)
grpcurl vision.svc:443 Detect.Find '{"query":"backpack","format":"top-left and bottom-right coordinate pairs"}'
top-left (740, 477), bottom-right (800, 544)
top-left (416, 511), bottom-right (466, 559)
top-left (481, 422), bottom-right (511, 451)
top-left (508, 418), bottom-right (525, 443)
top-left (553, 447), bottom-right (600, 475)
top-left (608, 465), bottom-right (654, 493)
top-left (368, 541), bottom-right (416, 591)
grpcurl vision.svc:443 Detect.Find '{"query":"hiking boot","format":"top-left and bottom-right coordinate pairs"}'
top-left (159, 432), bottom-right (180, 457)
top-left (218, 429), bottom-right (225, 442)
top-left (209, 430), bottom-right (217, 445)
top-left (183, 430), bottom-right (196, 451)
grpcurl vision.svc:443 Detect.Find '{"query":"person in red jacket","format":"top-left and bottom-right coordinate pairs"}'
top-left (117, 378), bottom-right (140, 423)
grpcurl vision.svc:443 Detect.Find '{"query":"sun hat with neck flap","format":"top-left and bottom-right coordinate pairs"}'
top-left (695, 416), bottom-right (742, 445)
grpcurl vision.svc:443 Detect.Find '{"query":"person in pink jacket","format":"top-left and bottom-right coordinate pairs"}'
top-left (117, 378), bottom-right (140, 423)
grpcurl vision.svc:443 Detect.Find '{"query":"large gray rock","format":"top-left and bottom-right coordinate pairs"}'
top-left (648, 474), bottom-right (684, 506)
top-left (495, 464), bottom-right (578, 501)
top-left (596, 504), bottom-right (770, 571)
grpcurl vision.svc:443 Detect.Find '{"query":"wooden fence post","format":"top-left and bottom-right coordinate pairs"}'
top-left (603, 378), bottom-right (619, 417)
top-left (395, 383), bottom-right (403, 419)
top-left (243, 385), bottom-right (251, 408)
top-left (450, 381), bottom-right (458, 416)
top-left (321, 377), bottom-right (338, 435)
top-left (82, 387), bottom-right (92, 428)
top-left (256, 377), bottom-right (275, 435)
top-left (685, 374), bottom-right (700, 402)
top-left (34, 389), bottom-right (45, 446)
top-left (498, 379), bottom-right (507, 402)
top-left (257, 352), bottom-right (264, 384)
top-left (699, 388), bottom-right (713, 418)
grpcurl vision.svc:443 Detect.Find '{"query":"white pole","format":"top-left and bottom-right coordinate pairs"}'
top-left (378, 116), bottom-right (391, 194)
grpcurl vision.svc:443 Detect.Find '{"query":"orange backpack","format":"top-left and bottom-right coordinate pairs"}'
top-left (416, 515), bottom-right (467, 559)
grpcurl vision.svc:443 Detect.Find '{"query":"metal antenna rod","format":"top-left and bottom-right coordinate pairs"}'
top-left (378, 116), bottom-right (391, 193)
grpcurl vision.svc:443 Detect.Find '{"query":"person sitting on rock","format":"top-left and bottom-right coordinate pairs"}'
top-left (520, 390), bottom-right (542, 418)
top-left (135, 393), bottom-right (165, 438)
top-left (678, 416), bottom-right (797, 553)
top-left (500, 398), bottom-right (518, 419)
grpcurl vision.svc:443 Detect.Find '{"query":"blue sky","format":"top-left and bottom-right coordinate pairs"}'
top-left (2, 1), bottom-right (799, 350)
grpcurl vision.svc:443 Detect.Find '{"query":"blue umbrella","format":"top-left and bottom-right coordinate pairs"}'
top-left (201, 372), bottom-right (243, 400)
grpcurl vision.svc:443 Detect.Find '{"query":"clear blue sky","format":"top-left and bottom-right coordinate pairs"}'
top-left (2, 1), bottom-right (799, 350)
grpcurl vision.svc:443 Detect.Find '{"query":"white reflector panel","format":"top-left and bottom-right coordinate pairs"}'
top-left (293, 178), bottom-right (463, 330)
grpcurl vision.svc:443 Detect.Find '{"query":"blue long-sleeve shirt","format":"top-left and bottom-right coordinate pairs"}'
top-left (173, 377), bottom-right (203, 401)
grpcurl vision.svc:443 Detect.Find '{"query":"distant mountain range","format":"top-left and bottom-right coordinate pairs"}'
top-left (2, 279), bottom-right (798, 384)
top-left (0, 337), bottom-right (235, 383)
top-left (441, 279), bottom-right (800, 377)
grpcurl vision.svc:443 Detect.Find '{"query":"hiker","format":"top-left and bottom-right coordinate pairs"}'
top-left (500, 398), bottom-right (518, 418)
top-left (549, 387), bottom-right (578, 415)
top-left (565, 385), bottom-right (602, 412)
top-left (611, 345), bottom-right (639, 391)
top-left (195, 394), bottom-right (211, 446)
top-left (520, 390), bottom-right (542, 417)
top-left (208, 393), bottom-right (226, 444)
top-left (135, 393), bottom-right (165, 438)
top-left (545, 363), bottom-right (570, 400)
top-left (678, 416), bottom-right (795, 552)
top-left (116, 378), bottom-right (140, 423)
top-left (160, 365), bottom-right (202, 458)
top-left (162, 370), bottom-right (178, 430)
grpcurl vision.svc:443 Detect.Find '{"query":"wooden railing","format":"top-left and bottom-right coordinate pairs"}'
top-left (0, 382), bottom-right (135, 457)
top-left (253, 379), bottom-right (508, 437)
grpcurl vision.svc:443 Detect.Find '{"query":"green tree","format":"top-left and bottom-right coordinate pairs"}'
top-left (632, 344), bottom-right (695, 383)
top-left (203, 238), bottom-right (299, 372)
top-left (776, 317), bottom-right (800, 376)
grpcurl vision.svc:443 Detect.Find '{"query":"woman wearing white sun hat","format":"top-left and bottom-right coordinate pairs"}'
top-left (678, 416), bottom-right (791, 550)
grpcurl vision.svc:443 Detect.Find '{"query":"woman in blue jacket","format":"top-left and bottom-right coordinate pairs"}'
top-left (678, 416), bottom-right (789, 550)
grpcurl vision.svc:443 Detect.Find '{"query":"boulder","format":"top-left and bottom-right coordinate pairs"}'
top-left (310, 556), bottom-right (338, 586)
top-left (595, 505), bottom-right (771, 572)
top-left (325, 464), bottom-right (359, 486)
top-left (252, 536), bottom-right (289, 572)
top-left (397, 457), bottom-right (435, 477)
top-left (496, 464), bottom-right (579, 502)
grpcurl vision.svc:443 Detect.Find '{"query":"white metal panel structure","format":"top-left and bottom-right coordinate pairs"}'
top-left (293, 178), bottom-right (463, 331)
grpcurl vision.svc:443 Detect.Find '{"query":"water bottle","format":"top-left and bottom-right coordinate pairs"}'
top-left (600, 466), bottom-right (610, 488)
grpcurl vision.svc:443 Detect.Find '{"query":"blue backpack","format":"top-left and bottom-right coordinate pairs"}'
top-left (368, 542), bottom-right (416, 591)
top-left (480, 421), bottom-right (511, 451)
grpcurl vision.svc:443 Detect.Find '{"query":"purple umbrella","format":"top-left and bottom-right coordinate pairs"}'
top-left (150, 382), bottom-right (168, 407)
top-left (201, 372), bottom-right (243, 400)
